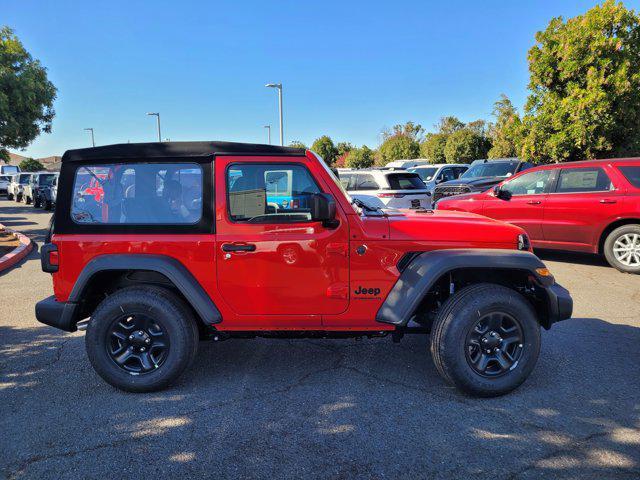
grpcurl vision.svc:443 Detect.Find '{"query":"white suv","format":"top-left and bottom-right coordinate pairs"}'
top-left (407, 164), bottom-right (468, 196)
top-left (0, 175), bottom-right (11, 196)
top-left (339, 169), bottom-right (431, 209)
top-left (7, 173), bottom-right (31, 202)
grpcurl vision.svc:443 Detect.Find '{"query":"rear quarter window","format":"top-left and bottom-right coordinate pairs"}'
top-left (618, 166), bottom-right (640, 188)
top-left (70, 163), bottom-right (203, 224)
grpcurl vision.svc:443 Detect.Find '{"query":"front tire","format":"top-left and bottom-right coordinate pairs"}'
top-left (604, 224), bottom-right (640, 274)
top-left (85, 285), bottom-right (199, 392)
top-left (430, 283), bottom-right (541, 397)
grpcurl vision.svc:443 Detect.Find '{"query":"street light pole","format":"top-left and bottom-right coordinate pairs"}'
top-left (146, 112), bottom-right (162, 142)
top-left (264, 125), bottom-right (271, 145)
top-left (265, 83), bottom-right (283, 146)
top-left (84, 128), bottom-right (95, 147)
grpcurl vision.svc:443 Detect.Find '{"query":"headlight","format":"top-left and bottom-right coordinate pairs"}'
top-left (518, 233), bottom-right (531, 251)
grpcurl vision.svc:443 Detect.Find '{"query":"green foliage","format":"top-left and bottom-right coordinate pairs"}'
top-left (444, 129), bottom-right (491, 163)
top-left (19, 158), bottom-right (44, 172)
top-left (488, 94), bottom-right (524, 158)
top-left (288, 140), bottom-right (307, 149)
top-left (521, 1), bottom-right (640, 162)
top-left (336, 142), bottom-right (353, 157)
top-left (435, 116), bottom-right (464, 135)
top-left (420, 133), bottom-right (448, 163)
top-left (311, 135), bottom-right (338, 166)
top-left (345, 145), bottom-right (375, 169)
top-left (382, 121), bottom-right (425, 143)
top-left (0, 27), bottom-right (57, 155)
top-left (378, 135), bottom-right (420, 163)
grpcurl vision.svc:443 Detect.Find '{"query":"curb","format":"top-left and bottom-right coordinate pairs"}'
top-left (0, 223), bottom-right (35, 273)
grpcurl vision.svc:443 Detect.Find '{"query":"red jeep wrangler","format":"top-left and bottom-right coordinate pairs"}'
top-left (36, 142), bottom-right (572, 396)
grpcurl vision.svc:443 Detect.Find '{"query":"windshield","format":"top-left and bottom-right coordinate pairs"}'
top-left (39, 174), bottom-right (57, 186)
top-left (462, 162), bottom-right (517, 178)
top-left (18, 174), bottom-right (31, 184)
top-left (313, 152), bottom-right (359, 214)
top-left (2, 166), bottom-right (19, 175)
top-left (0, 175), bottom-right (10, 182)
top-left (408, 167), bottom-right (438, 181)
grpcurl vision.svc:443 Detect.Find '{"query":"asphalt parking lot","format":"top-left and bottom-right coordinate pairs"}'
top-left (1, 197), bottom-right (639, 479)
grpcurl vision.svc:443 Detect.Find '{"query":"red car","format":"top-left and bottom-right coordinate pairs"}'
top-left (435, 159), bottom-right (640, 273)
top-left (36, 142), bottom-right (572, 397)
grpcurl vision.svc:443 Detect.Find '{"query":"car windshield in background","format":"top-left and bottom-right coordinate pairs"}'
top-left (0, 175), bottom-right (10, 182)
top-left (39, 174), bottom-right (57, 186)
top-left (409, 167), bottom-right (438, 181)
top-left (619, 166), bottom-right (640, 188)
top-left (18, 174), bottom-right (31, 184)
top-left (386, 173), bottom-right (425, 190)
top-left (462, 162), bottom-right (517, 178)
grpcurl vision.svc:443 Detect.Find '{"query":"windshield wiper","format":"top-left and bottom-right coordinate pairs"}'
top-left (351, 198), bottom-right (381, 213)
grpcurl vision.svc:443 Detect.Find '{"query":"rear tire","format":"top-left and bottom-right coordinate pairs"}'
top-left (34, 196), bottom-right (41, 208)
top-left (44, 200), bottom-right (52, 210)
top-left (85, 285), bottom-right (199, 392)
top-left (430, 283), bottom-right (541, 397)
top-left (7, 192), bottom-right (13, 200)
top-left (604, 224), bottom-right (640, 274)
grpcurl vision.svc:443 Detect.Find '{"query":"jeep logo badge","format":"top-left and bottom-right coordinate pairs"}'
top-left (354, 286), bottom-right (381, 296)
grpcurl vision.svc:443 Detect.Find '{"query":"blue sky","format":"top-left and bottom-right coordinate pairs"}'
top-left (5, 0), bottom-right (639, 158)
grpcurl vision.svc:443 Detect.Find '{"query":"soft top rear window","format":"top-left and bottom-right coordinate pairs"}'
top-left (386, 173), bottom-right (425, 190)
top-left (618, 166), bottom-right (640, 188)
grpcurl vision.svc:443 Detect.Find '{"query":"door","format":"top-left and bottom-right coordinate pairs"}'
top-left (482, 169), bottom-right (554, 240)
top-left (215, 157), bottom-right (350, 321)
top-left (542, 166), bottom-right (622, 249)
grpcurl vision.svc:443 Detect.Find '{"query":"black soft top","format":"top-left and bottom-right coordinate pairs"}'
top-left (61, 141), bottom-right (306, 162)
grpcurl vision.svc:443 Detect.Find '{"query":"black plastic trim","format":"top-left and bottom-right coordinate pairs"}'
top-left (69, 254), bottom-right (222, 326)
top-left (35, 295), bottom-right (80, 332)
top-left (40, 243), bottom-right (58, 273)
top-left (376, 249), bottom-right (572, 326)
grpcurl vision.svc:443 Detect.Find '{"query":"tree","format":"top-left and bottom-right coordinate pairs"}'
top-left (521, 1), bottom-right (640, 162)
top-left (488, 94), bottom-right (524, 158)
top-left (382, 121), bottom-right (425, 143)
top-left (19, 158), bottom-right (44, 171)
top-left (0, 27), bottom-right (57, 163)
top-left (345, 145), bottom-right (375, 169)
top-left (336, 142), bottom-right (353, 157)
top-left (419, 133), bottom-right (448, 163)
top-left (435, 116), bottom-right (464, 135)
top-left (288, 140), bottom-right (307, 149)
top-left (444, 129), bottom-right (490, 163)
top-left (378, 135), bottom-right (420, 163)
top-left (311, 135), bottom-right (338, 166)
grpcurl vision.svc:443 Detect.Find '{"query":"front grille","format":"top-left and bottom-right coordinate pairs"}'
top-left (432, 185), bottom-right (472, 203)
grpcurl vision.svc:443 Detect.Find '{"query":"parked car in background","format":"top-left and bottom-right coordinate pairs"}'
top-left (0, 165), bottom-right (21, 175)
top-left (338, 169), bottom-right (431, 209)
top-left (384, 159), bottom-right (429, 169)
top-left (38, 173), bottom-right (59, 210)
top-left (407, 164), bottom-right (468, 196)
top-left (7, 172), bottom-right (32, 202)
top-left (0, 175), bottom-right (11, 196)
top-left (31, 172), bottom-right (59, 208)
top-left (22, 171), bottom-right (59, 205)
top-left (432, 158), bottom-right (533, 204)
top-left (435, 158), bottom-right (640, 273)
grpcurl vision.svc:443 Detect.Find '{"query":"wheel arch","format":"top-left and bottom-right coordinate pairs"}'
top-left (376, 249), bottom-right (563, 330)
top-left (598, 218), bottom-right (640, 254)
top-left (69, 254), bottom-right (222, 329)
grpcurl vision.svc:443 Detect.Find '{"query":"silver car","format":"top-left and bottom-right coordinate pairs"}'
top-left (407, 164), bottom-right (468, 196)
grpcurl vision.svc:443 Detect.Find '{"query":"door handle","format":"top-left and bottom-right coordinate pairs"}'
top-left (526, 200), bottom-right (542, 205)
top-left (600, 199), bottom-right (617, 204)
top-left (222, 243), bottom-right (256, 252)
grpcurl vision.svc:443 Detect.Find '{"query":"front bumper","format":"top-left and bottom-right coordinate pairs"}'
top-left (35, 296), bottom-right (80, 332)
top-left (543, 283), bottom-right (573, 327)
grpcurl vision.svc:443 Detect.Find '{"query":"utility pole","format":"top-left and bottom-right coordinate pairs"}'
top-left (265, 83), bottom-right (283, 146)
top-left (84, 128), bottom-right (95, 147)
top-left (264, 125), bottom-right (271, 144)
top-left (146, 112), bottom-right (162, 142)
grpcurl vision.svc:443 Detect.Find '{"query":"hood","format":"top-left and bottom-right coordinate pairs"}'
top-left (438, 176), bottom-right (505, 190)
top-left (383, 208), bottom-right (524, 246)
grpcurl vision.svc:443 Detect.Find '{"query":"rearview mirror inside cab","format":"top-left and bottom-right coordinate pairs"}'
top-left (310, 193), bottom-right (338, 227)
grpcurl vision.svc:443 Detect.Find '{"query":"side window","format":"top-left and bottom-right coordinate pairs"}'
top-left (71, 163), bottom-right (203, 224)
top-left (227, 163), bottom-right (321, 223)
top-left (355, 174), bottom-right (379, 190)
top-left (454, 167), bottom-right (468, 178)
top-left (338, 173), bottom-right (351, 190)
top-left (440, 168), bottom-right (456, 182)
top-left (556, 168), bottom-right (612, 193)
top-left (502, 169), bottom-right (552, 196)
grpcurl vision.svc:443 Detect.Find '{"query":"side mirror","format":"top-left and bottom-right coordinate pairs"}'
top-left (494, 185), bottom-right (512, 200)
top-left (310, 193), bottom-right (338, 227)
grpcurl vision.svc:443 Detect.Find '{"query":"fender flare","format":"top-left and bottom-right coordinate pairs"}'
top-left (69, 254), bottom-right (222, 325)
top-left (376, 249), bottom-right (555, 326)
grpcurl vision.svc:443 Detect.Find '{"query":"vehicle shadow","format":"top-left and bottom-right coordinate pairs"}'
top-left (535, 249), bottom-right (609, 267)
top-left (0, 317), bottom-right (638, 478)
